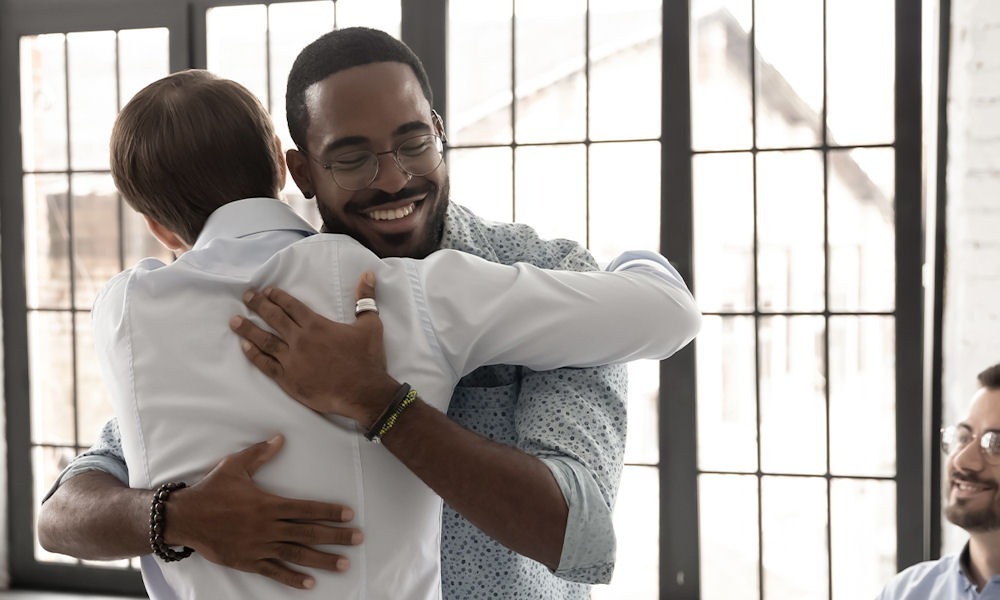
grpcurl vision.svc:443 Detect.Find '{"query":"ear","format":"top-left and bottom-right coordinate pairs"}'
top-left (143, 215), bottom-right (190, 253)
top-left (286, 147), bottom-right (315, 199)
top-left (273, 135), bottom-right (287, 192)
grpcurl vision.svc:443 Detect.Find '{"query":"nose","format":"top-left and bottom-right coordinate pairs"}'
top-left (952, 438), bottom-right (985, 472)
top-left (368, 152), bottom-right (411, 193)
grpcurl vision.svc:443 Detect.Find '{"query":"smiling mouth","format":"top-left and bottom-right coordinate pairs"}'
top-left (955, 480), bottom-right (991, 493)
top-left (367, 202), bottom-right (416, 222)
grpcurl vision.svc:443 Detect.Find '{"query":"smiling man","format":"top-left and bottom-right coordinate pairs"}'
top-left (38, 27), bottom-right (668, 600)
top-left (878, 363), bottom-right (1000, 598)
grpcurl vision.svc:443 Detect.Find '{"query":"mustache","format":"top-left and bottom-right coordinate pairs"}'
top-left (359, 182), bottom-right (435, 211)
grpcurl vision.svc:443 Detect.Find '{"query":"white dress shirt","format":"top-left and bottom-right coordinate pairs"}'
top-left (92, 197), bottom-right (700, 600)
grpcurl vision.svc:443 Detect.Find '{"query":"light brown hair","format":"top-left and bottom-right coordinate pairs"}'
top-left (110, 69), bottom-right (282, 244)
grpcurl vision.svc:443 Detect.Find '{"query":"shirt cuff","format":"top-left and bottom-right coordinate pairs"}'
top-left (541, 456), bottom-right (617, 584)
top-left (40, 453), bottom-right (130, 504)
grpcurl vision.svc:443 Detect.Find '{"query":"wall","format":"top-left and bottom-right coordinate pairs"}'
top-left (942, 0), bottom-right (1000, 554)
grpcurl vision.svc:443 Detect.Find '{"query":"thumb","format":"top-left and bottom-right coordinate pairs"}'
top-left (355, 271), bottom-right (376, 304)
top-left (237, 434), bottom-right (285, 476)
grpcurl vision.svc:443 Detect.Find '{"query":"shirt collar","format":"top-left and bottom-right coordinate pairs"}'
top-left (193, 198), bottom-right (317, 251)
top-left (959, 542), bottom-right (976, 593)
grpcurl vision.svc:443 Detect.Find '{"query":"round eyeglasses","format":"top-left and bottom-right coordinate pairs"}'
top-left (306, 132), bottom-right (445, 191)
top-left (941, 425), bottom-right (1000, 464)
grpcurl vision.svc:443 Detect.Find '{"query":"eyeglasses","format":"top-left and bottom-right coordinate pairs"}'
top-left (304, 113), bottom-right (446, 191)
top-left (941, 425), bottom-right (1000, 464)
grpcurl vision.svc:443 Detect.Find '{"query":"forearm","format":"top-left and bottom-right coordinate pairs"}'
top-left (38, 470), bottom-right (151, 560)
top-left (381, 398), bottom-right (568, 570)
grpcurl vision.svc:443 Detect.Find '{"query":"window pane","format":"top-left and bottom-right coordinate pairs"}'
top-left (446, 147), bottom-right (514, 223)
top-left (831, 479), bottom-right (896, 600)
top-left (754, 0), bottom-right (823, 149)
top-left (690, 0), bottom-right (753, 150)
top-left (25, 174), bottom-right (71, 310)
top-left (29, 312), bottom-right (75, 446)
top-left (592, 466), bottom-right (658, 600)
top-left (269, 2), bottom-right (335, 144)
top-left (33, 445), bottom-right (78, 564)
top-left (761, 476), bottom-right (828, 600)
top-left (588, 141), bottom-right (659, 268)
top-left (829, 148), bottom-right (895, 312)
top-left (589, 0), bottom-right (661, 141)
top-left (827, 0), bottom-right (894, 146)
top-left (20, 34), bottom-right (68, 172)
top-left (697, 316), bottom-right (757, 472)
top-left (624, 360), bottom-right (659, 465)
top-left (693, 152), bottom-right (754, 312)
top-left (759, 316), bottom-right (826, 475)
top-left (207, 5), bottom-right (269, 104)
top-left (117, 28), bottom-right (170, 107)
top-left (829, 317), bottom-right (895, 477)
top-left (514, 145), bottom-right (587, 243)
top-left (335, 0), bottom-right (401, 37)
top-left (448, 1), bottom-right (513, 145)
top-left (76, 314), bottom-right (113, 447)
top-left (514, 0), bottom-right (586, 144)
top-left (700, 474), bottom-right (760, 600)
top-left (756, 151), bottom-right (824, 312)
top-left (72, 174), bottom-right (120, 310)
top-left (67, 31), bottom-right (117, 171)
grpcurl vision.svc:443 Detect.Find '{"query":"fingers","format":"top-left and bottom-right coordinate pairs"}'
top-left (243, 288), bottom-right (299, 334)
top-left (261, 287), bottom-right (321, 327)
top-left (272, 498), bottom-right (356, 523)
top-left (255, 558), bottom-right (317, 590)
top-left (275, 521), bottom-right (363, 547)
top-left (227, 435), bottom-right (284, 476)
top-left (355, 271), bottom-right (377, 304)
top-left (270, 543), bottom-right (352, 573)
top-left (230, 315), bottom-right (287, 377)
top-left (230, 313), bottom-right (286, 356)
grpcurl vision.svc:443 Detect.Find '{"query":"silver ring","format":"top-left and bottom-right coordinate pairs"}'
top-left (355, 297), bottom-right (378, 316)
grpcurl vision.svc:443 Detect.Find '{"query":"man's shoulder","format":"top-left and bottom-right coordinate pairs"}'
top-left (442, 202), bottom-right (597, 271)
top-left (94, 258), bottom-right (165, 307)
top-left (878, 555), bottom-right (960, 599)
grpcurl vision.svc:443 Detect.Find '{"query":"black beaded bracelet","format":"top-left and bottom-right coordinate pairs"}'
top-left (149, 481), bottom-right (194, 562)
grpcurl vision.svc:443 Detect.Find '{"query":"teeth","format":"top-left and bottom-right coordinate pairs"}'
top-left (368, 203), bottom-right (415, 221)
top-left (956, 481), bottom-right (988, 492)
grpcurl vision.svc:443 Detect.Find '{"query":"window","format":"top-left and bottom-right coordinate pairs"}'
top-left (2, 1), bottom-right (929, 597)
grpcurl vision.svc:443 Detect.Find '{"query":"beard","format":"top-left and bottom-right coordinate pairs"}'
top-left (318, 175), bottom-right (450, 260)
top-left (945, 472), bottom-right (1000, 532)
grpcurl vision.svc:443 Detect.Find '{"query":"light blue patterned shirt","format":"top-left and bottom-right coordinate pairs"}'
top-left (877, 544), bottom-right (1000, 599)
top-left (47, 201), bottom-right (629, 600)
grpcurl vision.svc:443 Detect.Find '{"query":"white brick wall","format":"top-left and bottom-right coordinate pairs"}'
top-left (942, 0), bottom-right (1000, 555)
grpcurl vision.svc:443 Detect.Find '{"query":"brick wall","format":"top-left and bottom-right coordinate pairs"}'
top-left (942, 0), bottom-right (1000, 554)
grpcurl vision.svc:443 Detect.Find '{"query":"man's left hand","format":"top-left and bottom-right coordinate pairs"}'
top-left (229, 272), bottom-right (399, 428)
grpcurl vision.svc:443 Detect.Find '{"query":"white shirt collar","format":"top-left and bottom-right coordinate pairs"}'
top-left (193, 197), bottom-right (317, 251)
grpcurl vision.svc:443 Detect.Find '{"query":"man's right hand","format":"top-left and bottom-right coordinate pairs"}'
top-left (38, 435), bottom-right (362, 590)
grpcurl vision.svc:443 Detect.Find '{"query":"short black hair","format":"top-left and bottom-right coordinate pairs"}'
top-left (978, 363), bottom-right (1000, 390)
top-left (286, 27), bottom-right (433, 150)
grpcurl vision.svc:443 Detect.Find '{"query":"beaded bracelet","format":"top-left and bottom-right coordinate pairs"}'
top-left (365, 383), bottom-right (419, 444)
top-left (149, 481), bottom-right (195, 562)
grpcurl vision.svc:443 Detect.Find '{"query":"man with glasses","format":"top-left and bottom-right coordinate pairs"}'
top-left (877, 363), bottom-right (1000, 598)
top-left (39, 27), bottom-right (680, 599)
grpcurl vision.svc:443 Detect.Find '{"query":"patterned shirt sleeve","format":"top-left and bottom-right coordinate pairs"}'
top-left (441, 202), bottom-right (628, 583)
top-left (41, 417), bottom-right (129, 503)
